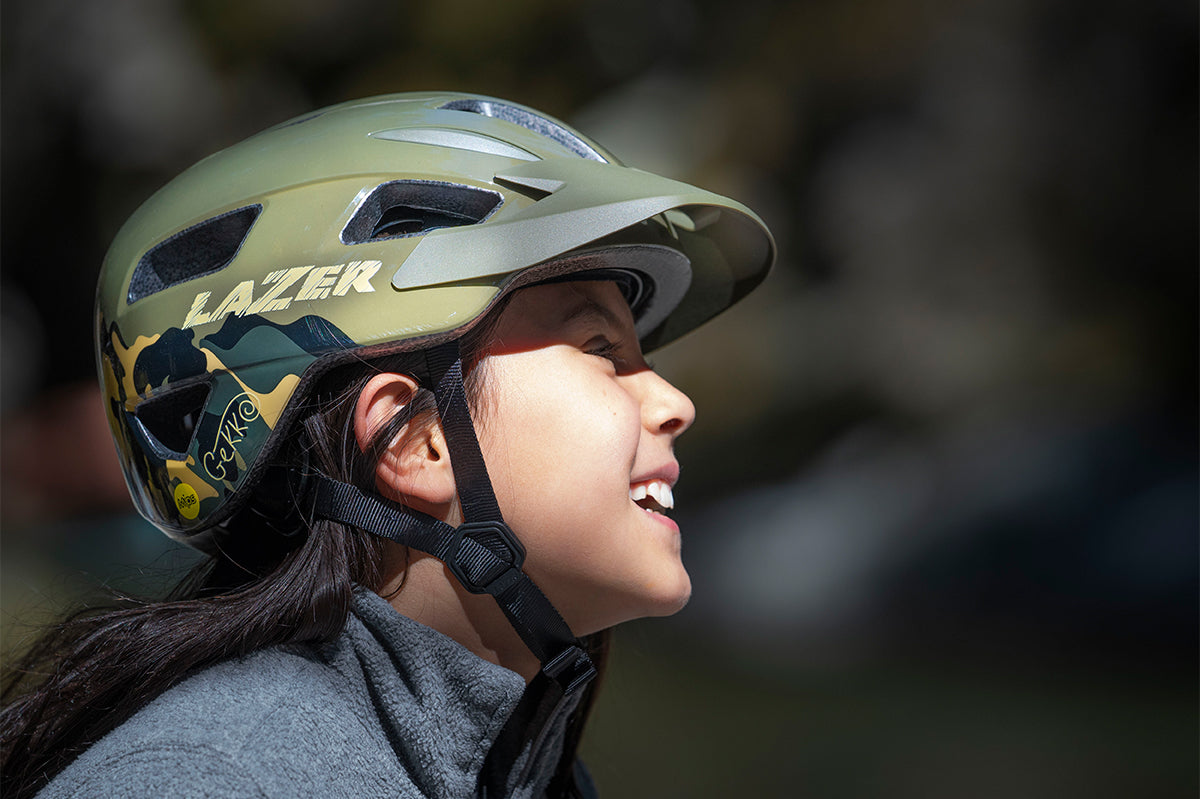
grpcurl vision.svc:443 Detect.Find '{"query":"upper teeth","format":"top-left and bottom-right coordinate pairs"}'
top-left (630, 480), bottom-right (674, 510)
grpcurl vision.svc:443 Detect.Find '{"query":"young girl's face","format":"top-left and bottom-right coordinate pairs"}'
top-left (475, 280), bottom-right (696, 636)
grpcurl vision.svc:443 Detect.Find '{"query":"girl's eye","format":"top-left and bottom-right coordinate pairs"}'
top-left (585, 338), bottom-right (623, 364)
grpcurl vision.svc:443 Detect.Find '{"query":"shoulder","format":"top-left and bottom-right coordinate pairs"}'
top-left (38, 745), bottom-right (268, 799)
top-left (40, 644), bottom-right (417, 798)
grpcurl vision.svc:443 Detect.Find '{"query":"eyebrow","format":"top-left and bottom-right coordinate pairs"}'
top-left (558, 295), bottom-right (624, 332)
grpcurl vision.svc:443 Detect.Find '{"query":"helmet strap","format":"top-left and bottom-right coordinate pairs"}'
top-left (307, 340), bottom-right (596, 696)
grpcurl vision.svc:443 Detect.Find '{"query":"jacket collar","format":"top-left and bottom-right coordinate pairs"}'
top-left (338, 588), bottom-right (578, 798)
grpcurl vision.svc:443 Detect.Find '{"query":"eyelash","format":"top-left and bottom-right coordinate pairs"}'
top-left (585, 337), bottom-right (654, 370)
top-left (585, 339), bottom-right (622, 362)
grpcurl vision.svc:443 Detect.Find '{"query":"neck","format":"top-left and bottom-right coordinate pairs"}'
top-left (378, 552), bottom-right (541, 683)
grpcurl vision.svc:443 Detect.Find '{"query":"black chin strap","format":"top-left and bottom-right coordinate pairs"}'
top-left (308, 341), bottom-right (596, 697)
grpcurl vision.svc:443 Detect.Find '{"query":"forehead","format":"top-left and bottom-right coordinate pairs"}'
top-left (496, 280), bottom-right (634, 338)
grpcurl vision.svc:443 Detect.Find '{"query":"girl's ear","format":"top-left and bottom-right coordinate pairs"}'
top-left (354, 373), bottom-right (457, 512)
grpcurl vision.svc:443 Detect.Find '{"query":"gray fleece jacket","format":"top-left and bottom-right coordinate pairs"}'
top-left (39, 589), bottom-right (592, 798)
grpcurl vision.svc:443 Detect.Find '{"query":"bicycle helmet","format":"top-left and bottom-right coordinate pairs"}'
top-left (96, 91), bottom-right (774, 706)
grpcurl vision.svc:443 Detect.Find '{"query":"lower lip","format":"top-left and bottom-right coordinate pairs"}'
top-left (641, 507), bottom-right (679, 533)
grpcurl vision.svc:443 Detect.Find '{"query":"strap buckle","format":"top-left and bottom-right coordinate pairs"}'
top-left (543, 644), bottom-right (597, 695)
top-left (444, 520), bottom-right (527, 596)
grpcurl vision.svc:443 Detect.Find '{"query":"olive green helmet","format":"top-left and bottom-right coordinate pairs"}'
top-left (96, 91), bottom-right (774, 548)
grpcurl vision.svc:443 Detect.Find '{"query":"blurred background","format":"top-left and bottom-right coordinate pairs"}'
top-left (1, 0), bottom-right (1195, 796)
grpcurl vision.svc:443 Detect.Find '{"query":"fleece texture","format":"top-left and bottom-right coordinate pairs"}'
top-left (38, 589), bottom-right (584, 798)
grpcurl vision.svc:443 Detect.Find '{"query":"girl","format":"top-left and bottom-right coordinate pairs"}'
top-left (1, 92), bottom-right (774, 798)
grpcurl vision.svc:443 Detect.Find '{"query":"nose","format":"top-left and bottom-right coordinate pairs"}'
top-left (636, 369), bottom-right (696, 438)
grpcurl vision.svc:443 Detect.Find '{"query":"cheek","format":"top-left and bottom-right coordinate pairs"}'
top-left (493, 392), bottom-right (629, 505)
top-left (478, 359), bottom-right (639, 531)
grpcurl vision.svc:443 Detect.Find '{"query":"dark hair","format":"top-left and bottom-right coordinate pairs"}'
top-left (1, 318), bottom-right (609, 798)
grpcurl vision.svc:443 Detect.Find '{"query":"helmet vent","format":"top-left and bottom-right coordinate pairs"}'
top-left (127, 205), bottom-right (261, 305)
top-left (342, 180), bottom-right (502, 244)
top-left (131, 381), bottom-right (212, 457)
top-left (438, 98), bottom-right (607, 163)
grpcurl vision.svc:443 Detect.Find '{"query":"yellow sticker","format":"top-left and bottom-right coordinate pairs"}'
top-left (174, 483), bottom-right (201, 520)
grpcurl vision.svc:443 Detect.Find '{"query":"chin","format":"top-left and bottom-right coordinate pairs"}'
top-left (637, 570), bottom-right (693, 620)
top-left (568, 578), bottom-right (693, 635)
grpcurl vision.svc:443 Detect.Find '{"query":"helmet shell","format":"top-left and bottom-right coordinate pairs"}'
top-left (96, 92), bottom-right (774, 547)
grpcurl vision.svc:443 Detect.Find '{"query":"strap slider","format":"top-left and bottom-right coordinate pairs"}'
top-left (543, 644), bottom-right (597, 695)
top-left (445, 520), bottom-right (527, 596)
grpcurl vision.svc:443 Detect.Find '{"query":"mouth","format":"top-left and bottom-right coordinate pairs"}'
top-left (629, 479), bottom-right (674, 515)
